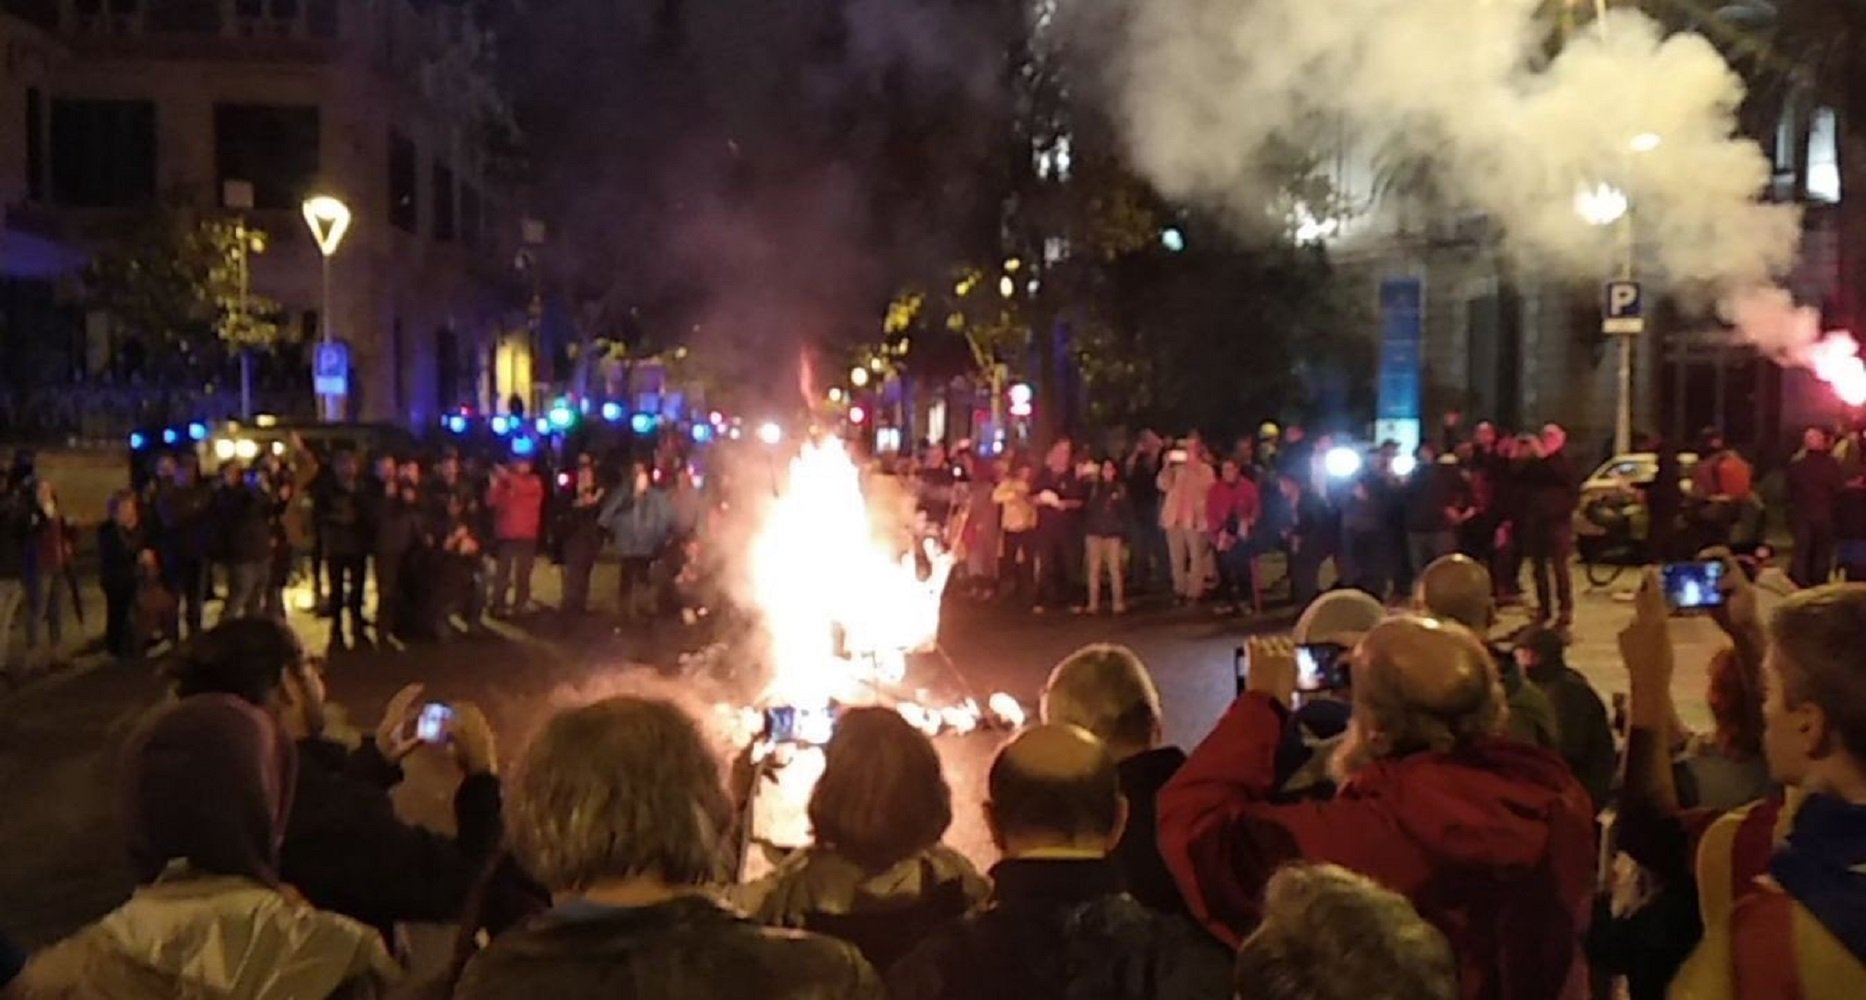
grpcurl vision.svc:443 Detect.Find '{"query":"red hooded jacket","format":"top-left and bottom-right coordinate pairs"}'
top-left (1159, 692), bottom-right (1596, 1000)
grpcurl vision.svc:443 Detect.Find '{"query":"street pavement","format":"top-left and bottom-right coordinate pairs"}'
top-left (0, 559), bottom-right (1750, 949)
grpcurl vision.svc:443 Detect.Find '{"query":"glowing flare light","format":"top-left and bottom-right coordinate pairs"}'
top-left (1808, 333), bottom-right (1866, 407)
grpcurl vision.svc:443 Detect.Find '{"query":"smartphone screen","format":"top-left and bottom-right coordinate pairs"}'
top-left (765, 704), bottom-right (840, 745)
top-left (1167, 449), bottom-right (1189, 465)
top-left (415, 702), bottom-right (454, 743)
top-left (1297, 643), bottom-right (1350, 692)
top-left (1661, 560), bottom-right (1726, 611)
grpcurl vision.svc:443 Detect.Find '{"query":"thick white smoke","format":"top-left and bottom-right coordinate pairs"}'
top-left (1076, 1), bottom-right (1814, 348)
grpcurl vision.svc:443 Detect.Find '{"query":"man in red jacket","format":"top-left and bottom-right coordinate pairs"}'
top-left (1160, 616), bottom-right (1596, 1000)
top-left (486, 456), bottom-right (545, 616)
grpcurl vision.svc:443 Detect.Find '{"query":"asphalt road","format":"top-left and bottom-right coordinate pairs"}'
top-left (0, 563), bottom-right (1734, 949)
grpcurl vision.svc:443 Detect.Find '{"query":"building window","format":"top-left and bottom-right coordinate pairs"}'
top-left (214, 104), bottom-right (319, 210)
top-left (25, 89), bottom-right (45, 202)
top-left (460, 185), bottom-right (482, 248)
top-left (432, 161), bottom-right (456, 241)
top-left (1809, 107), bottom-right (1841, 204)
top-left (388, 131), bottom-right (418, 233)
top-left (50, 99), bottom-right (156, 208)
top-left (147, 0), bottom-right (222, 33)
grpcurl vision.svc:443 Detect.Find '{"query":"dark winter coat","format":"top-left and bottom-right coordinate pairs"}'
top-left (213, 481), bottom-right (273, 565)
top-left (455, 895), bottom-right (882, 1000)
top-left (885, 857), bottom-right (1231, 1000)
top-left (1787, 449), bottom-right (1847, 528)
top-left (280, 737), bottom-right (503, 941)
top-left (1524, 449), bottom-right (1580, 526)
top-left (1085, 481), bottom-right (1132, 539)
top-left (314, 477), bottom-right (368, 559)
top-left (1527, 659), bottom-right (1618, 812)
top-left (1115, 747), bottom-right (1191, 917)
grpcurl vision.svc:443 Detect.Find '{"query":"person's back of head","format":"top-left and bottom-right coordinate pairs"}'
top-left (808, 706), bottom-right (954, 872)
top-left (1234, 864), bottom-right (1457, 1000)
top-left (163, 618), bottom-right (305, 709)
top-left (508, 696), bottom-right (731, 893)
top-left (122, 694), bottom-right (293, 886)
top-left (986, 724), bottom-right (1125, 857)
top-left (1040, 644), bottom-right (1164, 759)
top-left (1415, 554), bottom-right (1494, 632)
top-left (1335, 617), bottom-right (1505, 779)
top-left (1292, 590), bottom-right (1386, 647)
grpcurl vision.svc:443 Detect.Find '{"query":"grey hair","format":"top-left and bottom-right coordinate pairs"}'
top-left (1040, 643), bottom-right (1163, 750)
top-left (1234, 864), bottom-right (1457, 1000)
top-left (508, 696), bottom-right (732, 891)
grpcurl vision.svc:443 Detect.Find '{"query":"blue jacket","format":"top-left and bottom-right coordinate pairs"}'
top-left (601, 488), bottom-right (673, 558)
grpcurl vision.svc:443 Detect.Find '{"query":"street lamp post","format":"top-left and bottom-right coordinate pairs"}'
top-left (301, 194), bottom-right (352, 422)
top-left (1576, 132), bottom-right (1656, 456)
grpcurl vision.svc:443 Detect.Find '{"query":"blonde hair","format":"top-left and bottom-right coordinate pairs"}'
top-left (508, 697), bottom-right (731, 891)
top-left (1040, 643), bottom-right (1163, 751)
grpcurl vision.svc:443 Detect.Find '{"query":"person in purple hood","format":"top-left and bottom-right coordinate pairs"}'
top-left (14, 693), bottom-right (395, 998)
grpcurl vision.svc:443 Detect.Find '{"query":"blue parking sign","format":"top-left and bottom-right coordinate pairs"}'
top-left (314, 342), bottom-right (349, 396)
top-left (1602, 280), bottom-right (1644, 335)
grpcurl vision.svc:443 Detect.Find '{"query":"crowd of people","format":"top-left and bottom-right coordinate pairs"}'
top-left (2, 536), bottom-right (1861, 997)
top-left (0, 434), bottom-right (726, 686)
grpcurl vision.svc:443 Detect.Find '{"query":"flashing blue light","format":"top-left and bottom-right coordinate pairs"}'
top-left (630, 413), bottom-right (656, 435)
top-left (548, 405), bottom-right (575, 430)
top-left (446, 414), bottom-right (469, 435)
top-left (129, 431), bottom-right (149, 450)
top-left (601, 401), bottom-right (624, 423)
top-left (691, 422), bottom-right (714, 443)
top-left (187, 421), bottom-right (209, 442)
top-left (534, 417), bottom-right (551, 435)
top-left (511, 435), bottom-right (537, 457)
top-left (162, 428), bottom-right (179, 445)
top-left (491, 415), bottom-right (511, 436)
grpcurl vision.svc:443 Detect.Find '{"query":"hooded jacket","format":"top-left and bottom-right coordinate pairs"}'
top-left (15, 869), bottom-right (396, 1000)
top-left (1159, 691), bottom-right (1597, 1000)
top-left (18, 695), bottom-right (396, 998)
top-left (731, 844), bottom-right (989, 972)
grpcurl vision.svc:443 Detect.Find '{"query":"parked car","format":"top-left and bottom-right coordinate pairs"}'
top-left (1573, 451), bottom-right (1699, 562)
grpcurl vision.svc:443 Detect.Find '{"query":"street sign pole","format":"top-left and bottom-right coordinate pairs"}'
top-left (1603, 277), bottom-right (1644, 455)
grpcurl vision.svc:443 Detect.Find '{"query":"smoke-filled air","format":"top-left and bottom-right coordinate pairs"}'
top-left (1072, 0), bottom-right (1858, 386)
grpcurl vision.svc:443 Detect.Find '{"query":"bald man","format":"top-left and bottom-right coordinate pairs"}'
top-left (1160, 618), bottom-right (1595, 1000)
top-left (1415, 554), bottom-right (1560, 750)
top-left (888, 725), bottom-right (1230, 1000)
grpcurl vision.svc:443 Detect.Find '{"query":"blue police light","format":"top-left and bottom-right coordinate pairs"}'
top-left (533, 417), bottom-right (551, 435)
top-left (162, 428), bottom-right (179, 445)
top-left (511, 435), bottom-right (537, 457)
top-left (129, 431), bottom-right (148, 451)
top-left (187, 421), bottom-right (209, 442)
top-left (691, 422), bottom-right (713, 443)
top-left (490, 415), bottom-right (511, 436)
top-left (446, 414), bottom-right (468, 435)
top-left (630, 413), bottom-right (656, 434)
top-left (548, 404), bottom-right (575, 430)
top-left (601, 401), bottom-right (625, 423)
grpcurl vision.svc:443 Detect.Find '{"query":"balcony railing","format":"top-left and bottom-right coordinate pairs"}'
top-left (56, 0), bottom-right (338, 42)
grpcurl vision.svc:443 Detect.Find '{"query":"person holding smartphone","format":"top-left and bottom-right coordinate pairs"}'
top-left (161, 618), bottom-right (514, 941)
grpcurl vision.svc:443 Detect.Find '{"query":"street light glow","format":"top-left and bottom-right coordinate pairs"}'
top-left (999, 275), bottom-right (1016, 299)
top-left (757, 421), bottom-right (783, 446)
top-left (300, 195), bottom-right (352, 257)
top-left (1574, 182), bottom-right (1629, 227)
top-left (1324, 446), bottom-right (1363, 479)
top-left (851, 366), bottom-right (870, 388)
top-left (1630, 132), bottom-right (1662, 153)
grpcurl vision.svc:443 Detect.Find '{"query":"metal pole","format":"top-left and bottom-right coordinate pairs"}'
top-left (320, 252), bottom-right (333, 421)
top-left (1613, 204), bottom-right (1636, 455)
top-left (238, 226), bottom-right (252, 420)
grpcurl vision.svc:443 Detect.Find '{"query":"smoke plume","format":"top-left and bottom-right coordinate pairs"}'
top-left (1071, 1), bottom-right (1807, 334)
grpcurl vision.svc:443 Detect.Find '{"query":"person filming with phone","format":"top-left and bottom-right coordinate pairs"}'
top-left (1160, 615), bottom-right (1596, 999)
top-left (160, 618), bottom-right (509, 942)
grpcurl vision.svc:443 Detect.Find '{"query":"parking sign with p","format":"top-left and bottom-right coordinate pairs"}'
top-left (1603, 280), bottom-right (1644, 335)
